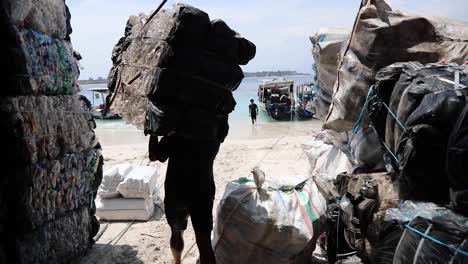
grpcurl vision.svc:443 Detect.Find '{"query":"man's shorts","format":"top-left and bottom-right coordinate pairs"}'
top-left (164, 136), bottom-right (220, 232)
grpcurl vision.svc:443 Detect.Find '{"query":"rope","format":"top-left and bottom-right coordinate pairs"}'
top-left (381, 101), bottom-right (406, 132)
top-left (352, 85), bottom-right (374, 135)
top-left (253, 136), bottom-right (286, 168)
top-left (89, 221), bottom-right (134, 264)
top-left (405, 224), bottom-right (468, 257)
top-left (382, 141), bottom-right (400, 164)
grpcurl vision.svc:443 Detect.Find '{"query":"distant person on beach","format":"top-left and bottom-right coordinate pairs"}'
top-left (149, 117), bottom-right (229, 264)
top-left (249, 99), bottom-right (258, 124)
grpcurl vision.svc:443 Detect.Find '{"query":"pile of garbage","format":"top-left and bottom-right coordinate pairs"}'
top-left (0, 0), bottom-right (102, 263)
top-left (96, 164), bottom-right (163, 221)
top-left (106, 3), bottom-right (256, 142)
top-left (303, 0), bottom-right (468, 263)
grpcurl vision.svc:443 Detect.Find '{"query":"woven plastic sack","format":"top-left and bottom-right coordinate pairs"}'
top-left (324, 0), bottom-right (468, 132)
top-left (310, 28), bottom-right (348, 119)
top-left (213, 168), bottom-right (327, 264)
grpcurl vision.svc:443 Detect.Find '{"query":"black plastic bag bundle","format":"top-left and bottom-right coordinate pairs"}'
top-left (149, 67), bottom-right (237, 114)
top-left (447, 94), bottom-right (468, 215)
top-left (393, 216), bottom-right (468, 264)
top-left (107, 4), bottom-right (256, 142)
top-left (207, 19), bottom-right (256, 65)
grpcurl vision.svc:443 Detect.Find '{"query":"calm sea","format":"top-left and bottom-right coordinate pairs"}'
top-left (79, 75), bottom-right (314, 123)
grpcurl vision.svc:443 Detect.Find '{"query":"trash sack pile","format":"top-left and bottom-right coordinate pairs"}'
top-left (96, 164), bottom-right (163, 221)
top-left (5, 26), bottom-right (80, 96)
top-left (213, 168), bottom-right (327, 264)
top-left (1, 2), bottom-right (102, 262)
top-left (302, 0), bottom-right (468, 262)
top-left (106, 3), bottom-right (256, 141)
top-left (324, 0), bottom-right (468, 132)
top-left (309, 28), bottom-right (348, 119)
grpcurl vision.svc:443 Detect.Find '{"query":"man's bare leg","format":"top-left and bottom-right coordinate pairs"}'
top-left (170, 229), bottom-right (184, 264)
top-left (195, 231), bottom-right (216, 264)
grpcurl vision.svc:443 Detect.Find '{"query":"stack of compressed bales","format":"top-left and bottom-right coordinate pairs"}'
top-left (304, 0), bottom-right (468, 262)
top-left (1, 0), bottom-right (102, 263)
top-left (96, 164), bottom-right (162, 221)
top-left (106, 3), bottom-right (256, 141)
top-left (309, 28), bottom-right (348, 120)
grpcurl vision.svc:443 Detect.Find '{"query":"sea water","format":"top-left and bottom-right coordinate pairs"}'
top-left (79, 75), bottom-right (322, 140)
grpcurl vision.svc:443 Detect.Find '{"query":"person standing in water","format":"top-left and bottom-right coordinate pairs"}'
top-left (249, 99), bottom-right (258, 124)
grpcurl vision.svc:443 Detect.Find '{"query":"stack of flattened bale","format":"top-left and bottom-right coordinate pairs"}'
top-left (107, 3), bottom-right (256, 141)
top-left (1, 0), bottom-right (102, 262)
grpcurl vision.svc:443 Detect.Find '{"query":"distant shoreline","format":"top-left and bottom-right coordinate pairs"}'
top-left (78, 71), bottom-right (311, 85)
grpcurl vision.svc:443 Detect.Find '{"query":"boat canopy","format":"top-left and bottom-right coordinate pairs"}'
top-left (88, 87), bottom-right (110, 92)
top-left (259, 80), bottom-right (294, 89)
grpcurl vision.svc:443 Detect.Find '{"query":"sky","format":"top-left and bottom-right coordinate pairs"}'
top-left (67, 0), bottom-right (468, 80)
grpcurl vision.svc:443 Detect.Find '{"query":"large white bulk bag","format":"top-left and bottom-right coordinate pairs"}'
top-left (213, 168), bottom-right (327, 264)
top-left (118, 166), bottom-right (160, 199)
top-left (98, 164), bottom-right (133, 199)
top-left (96, 198), bottom-right (154, 221)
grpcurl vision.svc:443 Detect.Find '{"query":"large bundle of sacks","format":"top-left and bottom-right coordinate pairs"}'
top-left (324, 0), bottom-right (468, 132)
top-left (213, 168), bottom-right (327, 263)
top-left (96, 164), bottom-right (163, 221)
top-left (107, 3), bottom-right (255, 141)
top-left (368, 63), bottom-right (468, 207)
top-left (1, 1), bottom-right (102, 263)
top-left (303, 0), bottom-right (468, 263)
top-left (309, 28), bottom-right (348, 120)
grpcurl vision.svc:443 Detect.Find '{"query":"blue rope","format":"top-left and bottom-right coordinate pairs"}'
top-left (405, 224), bottom-right (468, 257)
top-left (382, 141), bottom-right (400, 164)
top-left (382, 101), bottom-right (406, 131)
top-left (352, 85), bottom-right (375, 135)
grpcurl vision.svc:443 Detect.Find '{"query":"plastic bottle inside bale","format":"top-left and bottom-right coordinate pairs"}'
top-left (1, 1), bottom-right (103, 262)
top-left (324, 0), bottom-right (468, 132)
top-left (213, 168), bottom-right (327, 264)
top-left (5, 27), bottom-right (80, 96)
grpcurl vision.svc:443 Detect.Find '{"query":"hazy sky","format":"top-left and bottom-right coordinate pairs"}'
top-left (67, 0), bottom-right (468, 80)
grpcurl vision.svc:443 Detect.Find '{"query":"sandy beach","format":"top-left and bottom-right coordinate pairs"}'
top-left (79, 119), bottom-right (322, 264)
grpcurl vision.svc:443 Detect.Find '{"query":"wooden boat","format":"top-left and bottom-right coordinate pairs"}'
top-left (88, 87), bottom-right (122, 120)
top-left (294, 82), bottom-right (315, 119)
top-left (257, 78), bottom-right (294, 120)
